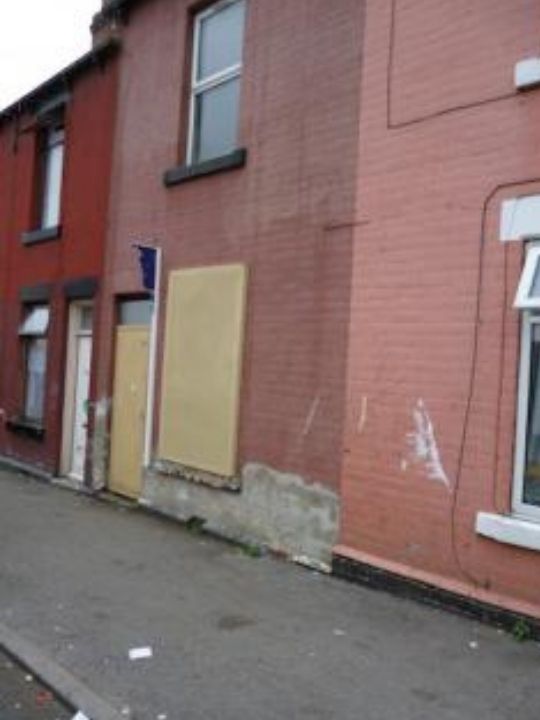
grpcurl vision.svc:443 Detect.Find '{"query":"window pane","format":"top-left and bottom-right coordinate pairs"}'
top-left (118, 299), bottom-right (153, 326)
top-left (193, 78), bottom-right (240, 163)
top-left (524, 323), bottom-right (540, 507)
top-left (79, 306), bottom-right (93, 332)
top-left (41, 131), bottom-right (65, 229)
top-left (25, 338), bottom-right (47, 422)
top-left (197, 0), bottom-right (245, 80)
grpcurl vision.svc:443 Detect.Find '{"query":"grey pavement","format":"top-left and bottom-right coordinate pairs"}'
top-left (0, 467), bottom-right (539, 720)
top-left (0, 645), bottom-right (71, 719)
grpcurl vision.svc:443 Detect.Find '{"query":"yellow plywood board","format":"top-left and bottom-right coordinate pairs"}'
top-left (159, 264), bottom-right (247, 477)
top-left (109, 326), bottom-right (149, 499)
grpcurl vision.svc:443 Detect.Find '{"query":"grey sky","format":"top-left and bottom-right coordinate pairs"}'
top-left (0, 0), bottom-right (102, 111)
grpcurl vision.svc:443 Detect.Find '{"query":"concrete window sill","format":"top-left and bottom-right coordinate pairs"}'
top-left (163, 148), bottom-right (247, 187)
top-left (22, 225), bottom-right (61, 246)
top-left (476, 511), bottom-right (540, 552)
top-left (6, 416), bottom-right (45, 440)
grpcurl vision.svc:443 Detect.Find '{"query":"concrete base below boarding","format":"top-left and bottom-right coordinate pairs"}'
top-left (142, 461), bottom-right (339, 570)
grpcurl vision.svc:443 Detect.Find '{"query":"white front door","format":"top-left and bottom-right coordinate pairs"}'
top-left (61, 303), bottom-right (93, 482)
top-left (70, 334), bottom-right (92, 479)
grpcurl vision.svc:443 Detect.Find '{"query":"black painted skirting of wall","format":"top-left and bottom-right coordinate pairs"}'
top-left (332, 554), bottom-right (540, 640)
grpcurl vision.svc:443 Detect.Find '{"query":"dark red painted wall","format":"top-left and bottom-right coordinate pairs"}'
top-left (0, 58), bottom-right (118, 474)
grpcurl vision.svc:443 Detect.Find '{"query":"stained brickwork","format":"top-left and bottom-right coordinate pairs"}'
top-left (94, 0), bottom-right (366, 490)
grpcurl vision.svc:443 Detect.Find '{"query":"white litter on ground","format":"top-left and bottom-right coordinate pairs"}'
top-left (469, 641), bottom-right (479, 649)
top-left (128, 647), bottom-right (153, 661)
top-left (72, 712), bottom-right (90, 720)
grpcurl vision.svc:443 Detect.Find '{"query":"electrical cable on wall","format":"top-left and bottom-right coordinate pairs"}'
top-left (386, 0), bottom-right (515, 131)
top-left (451, 179), bottom-right (540, 588)
top-left (384, 0), bottom-right (540, 589)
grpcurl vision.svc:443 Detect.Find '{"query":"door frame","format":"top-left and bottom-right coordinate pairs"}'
top-left (60, 300), bottom-right (94, 481)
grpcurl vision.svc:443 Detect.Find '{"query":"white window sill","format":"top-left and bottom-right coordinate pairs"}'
top-left (476, 512), bottom-right (540, 552)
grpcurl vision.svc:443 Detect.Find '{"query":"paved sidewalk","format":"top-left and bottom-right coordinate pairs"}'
top-left (0, 646), bottom-right (71, 719)
top-left (0, 468), bottom-right (539, 720)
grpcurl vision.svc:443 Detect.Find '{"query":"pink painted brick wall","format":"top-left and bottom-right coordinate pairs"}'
top-left (340, 0), bottom-right (540, 614)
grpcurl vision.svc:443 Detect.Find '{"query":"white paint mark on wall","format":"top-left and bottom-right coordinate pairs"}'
top-left (356, 395), bottom-right (368, 435)
top-left (407, 399), bottom-right (450, 490)
top-left (301, 396), bottom-right (321, 437)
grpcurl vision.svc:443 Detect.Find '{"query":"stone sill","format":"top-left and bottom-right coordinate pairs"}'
top-left (163, 148), bottom-right (247, 187)
top-left (22, 225), bottom-right (61, 246)
top-left (476, 512), bottom-right (540, 552)
top-left (6, 417), bottom-right (45, 440)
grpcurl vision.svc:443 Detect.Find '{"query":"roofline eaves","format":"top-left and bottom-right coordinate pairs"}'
top-left (0, 38), bottom-right (121, 126)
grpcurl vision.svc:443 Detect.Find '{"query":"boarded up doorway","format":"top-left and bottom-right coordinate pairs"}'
top-left (108, 299), bottom-right (152, 499)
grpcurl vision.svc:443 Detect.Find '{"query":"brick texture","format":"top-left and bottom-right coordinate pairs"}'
top-left (0, 60), bottom-right (118, 474)
top-left (340, 0), bottom-right (540, 613)
top-left (95, 0), bottom-right (366, 489)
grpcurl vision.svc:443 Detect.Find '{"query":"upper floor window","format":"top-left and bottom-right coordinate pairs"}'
top-left (39, 121), bottom-right (65, 229)
top-left (188, 0), bottom-right (246, 165)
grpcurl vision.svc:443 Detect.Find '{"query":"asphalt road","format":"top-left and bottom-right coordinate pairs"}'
top-left (0, 468), bottom-right (539, 720)
top-left (0, 645), bottom-right (71, 720)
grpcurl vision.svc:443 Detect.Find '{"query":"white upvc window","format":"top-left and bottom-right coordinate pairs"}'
top-left (513, 244), bottom-right (540, 521)
top-left (40, 123), bottom-right (65, 229)
top-left (514, 245), bottom-right (540, 309)
top-left (19, 305), bottom-right (50, 424)
top-left (188, 0), bottom-right (246, 165)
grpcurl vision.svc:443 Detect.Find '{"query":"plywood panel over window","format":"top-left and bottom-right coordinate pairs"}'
top-left (159, 264), bottom-right (247, 477)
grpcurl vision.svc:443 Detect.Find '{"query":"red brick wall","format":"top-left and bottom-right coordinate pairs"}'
top-left (95, 0), bottom-right (365, 488)
top-left (0, 59), bottom-right (118, 474)
top-left (339, 0), bottom-right (540, 614)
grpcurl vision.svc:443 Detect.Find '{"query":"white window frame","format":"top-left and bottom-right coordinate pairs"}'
top-left (513, 310), bottom-right (540, 521)
top-left (187, 0), bottom-right (245, 165)
top-left (60, 301), bottom-right (94, 478)
top-left (40, 123), bottom-right (65, 229)
top-left (514, 245), bottom-right (540, 309)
